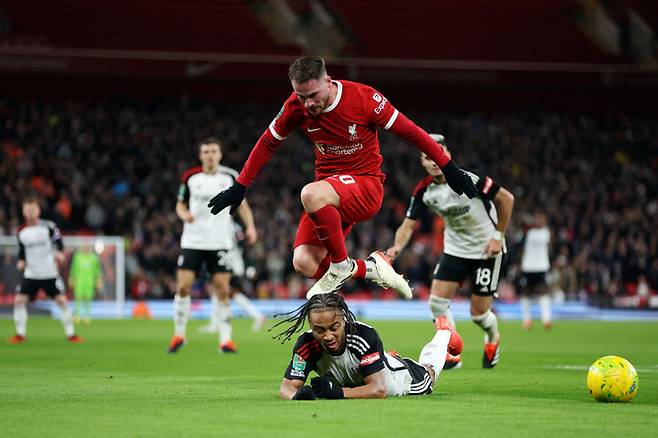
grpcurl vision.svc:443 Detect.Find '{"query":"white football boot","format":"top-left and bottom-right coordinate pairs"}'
top-left (367, 251), bottom-right (413, 299)
top-left (306, 260), bottom-right (357, 299)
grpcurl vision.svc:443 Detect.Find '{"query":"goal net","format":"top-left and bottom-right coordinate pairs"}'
top-left (0, 235), bottom-right (125, 318)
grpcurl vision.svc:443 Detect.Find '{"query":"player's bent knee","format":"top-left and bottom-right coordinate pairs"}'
top-left (300, 184), bottom-right (322, 209)
top-left (292, 253), bottom-right (317, 277)
top-left (301, 182), bottom-right (337, 212)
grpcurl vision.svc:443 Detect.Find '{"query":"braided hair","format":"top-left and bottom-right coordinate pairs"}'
top-left (270, 293), bottom-right (357, 343)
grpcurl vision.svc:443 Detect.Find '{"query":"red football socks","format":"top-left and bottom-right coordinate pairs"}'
top-left (312, 256), bottom-right (331, 279)
top-left (308, 206), bottom-right (348, 263)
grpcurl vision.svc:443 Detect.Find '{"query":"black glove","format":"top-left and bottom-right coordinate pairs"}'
top-left (440, 160), bottom-right (478, 199)
top-left (292, 385), bottom-right (316, 400)
top-left (207, 182), bottom-right (247, 215)
top-left (310, 376), bottom-right (344, 399)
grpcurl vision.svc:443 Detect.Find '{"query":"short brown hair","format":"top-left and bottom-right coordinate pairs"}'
top-left (22, 195), bottom-right (41, 206)
top-left (198, 137), bottom-right (222, 152)
top-left (288, 56), bottom-right (327, 83)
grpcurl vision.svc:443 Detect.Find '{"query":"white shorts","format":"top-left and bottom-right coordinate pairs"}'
top-left (382, 353), bottom-right (433, 396)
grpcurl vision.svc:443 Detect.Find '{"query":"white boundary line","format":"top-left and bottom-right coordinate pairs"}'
top-left (544, 365), bottom-right (658, 373)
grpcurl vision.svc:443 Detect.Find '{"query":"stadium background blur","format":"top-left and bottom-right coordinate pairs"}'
top-left (1, 0), bottom-right (657, 310)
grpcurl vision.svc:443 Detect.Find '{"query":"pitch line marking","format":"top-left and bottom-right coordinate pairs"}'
top-left (544, 365), bottom-right (657, 373)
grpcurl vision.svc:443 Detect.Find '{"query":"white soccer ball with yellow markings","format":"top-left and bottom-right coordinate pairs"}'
top-left (587, 355), bottom-right (638, 402)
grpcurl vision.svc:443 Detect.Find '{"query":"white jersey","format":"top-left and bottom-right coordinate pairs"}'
top-left (17, 220), bottom-right (62, 279)
top-left (285, 322), bottom-right (433, 397)
top-left (521, 227), bottom-right (551, 273)
top-left (406, 171), bottom-right (503, 259)
top-left (178, 166), bottom-right (237, 250)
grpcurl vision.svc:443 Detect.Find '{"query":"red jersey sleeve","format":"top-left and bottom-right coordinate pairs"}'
top-left (388, 112), bottom-right (451, 167)
top-left (268, 93), bottom-right (305, 140)
top-left (360, 86), bottom-right (400, 130)
top-left (236, 95), bottom-right (304, 186)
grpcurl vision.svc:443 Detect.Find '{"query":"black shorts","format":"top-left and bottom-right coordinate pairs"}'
top-left (16, 277), bottom-right (66, 300)
top-left (433, 252), bottom-right (505, 297)
top-left (177, 248), bottom-right (231, 275)
top-left (518, 272), bottom-right (547, 295)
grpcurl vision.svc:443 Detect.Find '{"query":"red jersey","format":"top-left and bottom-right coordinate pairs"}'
top-left (269, 80), bottom-right (398, 180)
top-left (236, 80), bottom-right (450, 187)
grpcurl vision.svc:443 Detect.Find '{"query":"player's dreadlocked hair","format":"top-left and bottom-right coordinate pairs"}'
top-left (288, 56), bottom-right (326, 83)
top-left (270, 293), bottom-right (357, 343)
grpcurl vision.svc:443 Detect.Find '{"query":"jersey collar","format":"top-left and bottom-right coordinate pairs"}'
top-left (321, 80), bottom-right (343, 114)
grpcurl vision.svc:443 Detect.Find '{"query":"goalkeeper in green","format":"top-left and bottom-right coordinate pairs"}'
top-left (68, 247), bottom-right (102, 324)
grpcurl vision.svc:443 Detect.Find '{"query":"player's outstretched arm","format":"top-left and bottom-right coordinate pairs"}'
top-left (339, 370), bottom-right (387, 399)
top-left (484, 187), bottom-right (515, 257)
top-left (386, 218), bottom-right (417, 260)
top-left (389, 112), bottom-right (478, 198)
top-left (493, 187), bottom-right (515, 234)
top-left (208, 128), bottom-right (284, 216)
top-left (280, 378), bottom-right (315, 400)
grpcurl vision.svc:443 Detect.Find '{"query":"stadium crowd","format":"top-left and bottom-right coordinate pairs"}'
top-left (1, 97), bottom-right (656, 304)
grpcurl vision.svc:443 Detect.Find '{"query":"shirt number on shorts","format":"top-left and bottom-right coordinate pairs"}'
top-left (475, 268), bottom-right (491, 286)
top-left (217, 250), bottom-right (229, 267)
top-left (338, 175), bottom-right (355, 185)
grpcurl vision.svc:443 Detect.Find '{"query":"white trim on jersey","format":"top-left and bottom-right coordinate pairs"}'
top-left (268, 121), bottom-right (286, 140)
top-left (322, 81), bottom-right (343, 113)
top-left (383, 109), bottom-right (399, 130)
top-left (346, 333), bottom-right (371, 351)
top-left (347, 340), bottom-right (367, 355)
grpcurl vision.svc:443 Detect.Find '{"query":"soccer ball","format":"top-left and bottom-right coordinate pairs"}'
top-left (587, 355), bottom-right (639, 402)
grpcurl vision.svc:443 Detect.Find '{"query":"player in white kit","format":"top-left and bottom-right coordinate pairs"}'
top-left (8, 197), bottom-right (82, 344)
top-left (518, 210), bottom-right (552, 330)
top-left (168, 138), bottom-right (257, 353)
top-left (275, 293), bottom-right (462, 400)
top-left (387, 136), bottom-right (514, 369)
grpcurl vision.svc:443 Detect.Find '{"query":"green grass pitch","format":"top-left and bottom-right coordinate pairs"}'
top-left (1, 317), bottom-right (657, 437)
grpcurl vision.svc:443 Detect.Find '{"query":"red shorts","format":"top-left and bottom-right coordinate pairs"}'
top-left (294, 174), bottom-right (384, 248)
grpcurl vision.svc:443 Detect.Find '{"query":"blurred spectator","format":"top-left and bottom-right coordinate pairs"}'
top-left (0, 97), bottom-right (656, 304)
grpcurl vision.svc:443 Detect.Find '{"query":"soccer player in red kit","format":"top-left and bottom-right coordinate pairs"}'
top-left (208, 56), bottom-right (478, 298)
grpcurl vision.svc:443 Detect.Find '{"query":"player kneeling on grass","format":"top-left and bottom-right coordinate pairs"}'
top-left (274, 293), bottom-right (462, 400)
